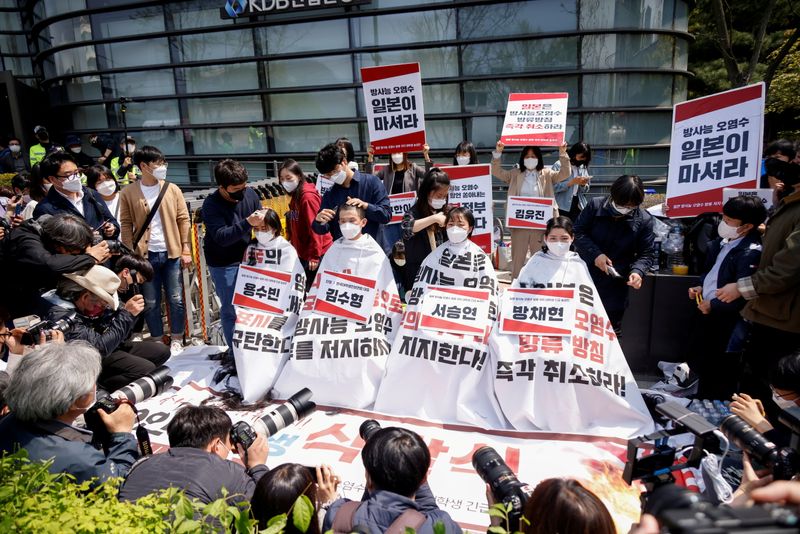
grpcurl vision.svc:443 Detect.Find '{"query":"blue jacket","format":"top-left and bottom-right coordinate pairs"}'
top-left (33, 186), bottom-right (120, 237)
top-left (552, 160), bottom-right (590, 212)
top-left (322, 484), bottom-right (462, 534)
top-left (312, 171), bottom-right (391, 241)
top-left (0, 414), bottom-right (139, 486)
top-left (699, 233), bottom-right (762, 314)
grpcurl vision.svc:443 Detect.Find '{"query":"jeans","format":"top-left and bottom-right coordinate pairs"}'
top-left (142, 251), bottom-right (185, 338)
top-left (209, 264), bottom-right (240, 349)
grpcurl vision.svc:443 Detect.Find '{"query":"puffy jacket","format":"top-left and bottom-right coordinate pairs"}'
top-left (48, 303), bottom-right (136, 358)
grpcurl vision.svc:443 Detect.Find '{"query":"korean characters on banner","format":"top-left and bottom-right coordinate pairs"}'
top-left (388, 191), bottom-right (416, 224)
top-left (361, 62), bottom-right (426, 154)
top-left (500, 93), bottom-right (569, 147)
top-left (505, 196), bottom-right (555, 230)
top-left (489, 253), bottom-right (654, 438)
top-left (437, 164), bottom-right (494, 254)
top-left (274, 234), bottom-right (403, 409)
top-left (315, 175), bottom-right (334, 197)
top-left (374, 238), bottom-right (507, 429)
top-left (666, 82), bottom-right (765, 217)
top-left (722, 187), bottom-right (774, 211)
top-left (232, 238), bottom-right (307, 403)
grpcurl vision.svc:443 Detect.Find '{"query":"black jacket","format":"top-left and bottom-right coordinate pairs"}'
top-left (0, 219), bottom-right (96, 317)
top-left (48, 304), bottom-right (135, 358)
top-left (0, 151), bottom-right (30, 173)
top-left (33, 186), bottom-right (120, 237)
top-left (118, 447), bottom-right (268, 504)
top-left (699, 233), bottom-right (762, 314)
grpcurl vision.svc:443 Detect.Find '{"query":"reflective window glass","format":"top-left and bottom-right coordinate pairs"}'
top-left (423, 84), bottom-right (461, 114)
top-left (129, 129), bottom-right (185, 155)
top-left (92, 6), bottom-right (164, 39)
top-left (675, 38), bottom-right (688, 70)
top-left (675, 0), bottom-right (689, 31)
top-left (179, 29), bottom-right (254, 62)
top-left (51, 75), bottom-right (102, 103)
top-left (589, 148), bottom-right (669, 181)
top-left (124, 100), bottom-right (181, 129)
top-left (182, 63), bottom-right (259, 93)
top-left (45, 45), bottom-right (97, 78)
top-left (462, 38), bottom-right (578, 76)
top-left (2, 56), bottom-right (32, 76)
top-left (425, 120), bottom-right (462, 150)
top-left (191, 127), bottom-right (267, 155)
top-left (273, 123), bottom-right (360, 153)
top-left (162, 162), bottom-right (190, 185)
top-left (357, 48), bottom-right (458, 80)
top-left (580, 0), bottom-right (675, 29)
top-left (463, 78), bottom-right (579, 113)
top-left (0, 34), bottom-right (28, 55)
top-left (356, 9), bottom-right (455, 47)
top-left (170, 0), bottom-right (234, 29)
top-left (42, 0), bottom-right (86, 19)
top-left (459, 0), bottom-right (576, 38)
top-left (187, 95), bottom-right (264, 124)
top-left (262, 19), bottom-right (348, 54)
top-left (42, 16), bottom-right (92, 48)
top-left (106, 69), bottom-right (175, 98)
top-left (270, 90), bottom-right (355, 121)
top-left (582, 74), bottom-right (673, 108)
top-left (97, 38), bottom-right (169, 69)
top-left (267, 55), bottom-right (352, 88)
top-left (673, 76), bottom-right (688, 104)
top-left (0, 11), bottom-right (22, 31)
top-left (582, 34), bottom-right (674, 69)
top-left (72, 105), bottom-right (108, 129)
top-left (583, 112), bottom-right (672, 145)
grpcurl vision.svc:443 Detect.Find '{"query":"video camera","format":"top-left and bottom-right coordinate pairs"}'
top-left (229, 388), bottom-right (315, 451)
top-left (12, 313), bottom-right (77, 345)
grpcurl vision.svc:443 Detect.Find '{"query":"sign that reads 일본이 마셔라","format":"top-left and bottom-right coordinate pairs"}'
top-left (221, 0), bottom-right (371, 19)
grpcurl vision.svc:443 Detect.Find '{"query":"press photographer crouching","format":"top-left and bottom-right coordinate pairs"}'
top-left (0, 342), bottom-right (139, 484)
top-left (119, 405), bottom-right (269, 504)
top-left (45, 264), bottom-right (169, 391)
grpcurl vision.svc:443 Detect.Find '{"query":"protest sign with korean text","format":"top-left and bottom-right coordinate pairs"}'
top-left (314, 270), bottom-right (377, 323)
top-left (722, 187), bottom-right (774, 211)
top-left (361, 62), bottom-right (425, 154)
top-left (388, 191), bottom-right (416, 224)
top-left (419, 286), bottom-right (491, 337)
top-left (666, 83), bottom-right (764, 218)
top-left (505, 196), bottom-right (554, 230)
top-left (315, 175), bottom-right (334, 197)
top-left (233, 264), bottom-right (293, 315)
top-left (499, 287), bottom-right (575, 337)
top-left (500, 93), bottom-right (568, 147)
top-left (436, 163), bottom-right (494, 254)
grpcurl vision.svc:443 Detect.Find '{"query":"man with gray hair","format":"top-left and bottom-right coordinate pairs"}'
top-left (0, 341), bottom-right (139, 484)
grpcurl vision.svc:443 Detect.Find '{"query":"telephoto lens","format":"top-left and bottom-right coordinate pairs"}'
top-left (230, 388), bottom-right (316, 451)
top-left (472, 446), bottom-right (532, 531)
top-left (110, 366), bottom-right (173, 404)
top-left (720, 415), bottom-right (800, 480)
top-left (359, 419), bottom-right (382, 442)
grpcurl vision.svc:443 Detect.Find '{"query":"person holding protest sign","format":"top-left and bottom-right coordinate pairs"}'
top-left (573, 175), bottom-right (656, 336)
top-left (452, 140), bottom-right (479, 166)
top-left (552, 142), bottom-right (592, 222)
top-left (492, 140), bottom-right (571, 278)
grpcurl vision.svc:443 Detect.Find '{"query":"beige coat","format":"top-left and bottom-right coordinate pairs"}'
top-left (119, 181), bottom-right (191, 259)
top-left (491, 154), bottom-right (571, 203)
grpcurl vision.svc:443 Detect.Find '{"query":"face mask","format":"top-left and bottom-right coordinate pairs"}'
top-left (348, 161), bottom-right (359, 173)
top-left (227, 188), bottom-right (245, 201)
top-left (447, 226), bottom-right (469, 244)
top-left (151, 165), bottom-right (167, 180)
top-left (282, 180), bottom-right (299, 193)
top-left (456, 155), bottom-right (471, 166)
top-left (430, 198), bottom-right (446, 210)
top-left (773, 394), bottom-right (797, 410)
top-left (256, 231), bottom-right (274, 246)
top-left (84, 303), bottom-right (105, 318)
top-left (22, 194), bottom-right (30, 203)
top-left (330, 169), bottom-right (347, 185)
top-left (126, 144), bottom-right (136, 154)
top-left (340, 222), bottom-right (361, 240)
top-left (96, 181), bottom-right (117, 196)
top-left (70, 147), bottom-right (82, 154)
top-left (611, 201), bottom-right (633, 215)
top-left (547, 241), bottom-right (572, 257)
top-left (391, 153), bottom-right (404, 165)
top-left (523, 158), bottom-right (538, 170)
top-left (395, 259), bottom-right (406, 267)
top-left (9, 145), bottom-right (20, 153)
top-left (717, 220), bottom-right (741, 240)
top-left (44, 182), bottom-right (52, 191)
top-left (62, 174), bottom-right (83, 193)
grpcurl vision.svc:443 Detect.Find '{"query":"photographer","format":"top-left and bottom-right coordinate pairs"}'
top-left (119, 405), bottom-right (269, 504)
top-left (0, 342), bottom-right (139, 485)
top-left (322, 427), bottom-right (462, 534)
top-left (0, 320), bottom-right (65, 375)
top-left (46, 265), bottom-right (169, 391)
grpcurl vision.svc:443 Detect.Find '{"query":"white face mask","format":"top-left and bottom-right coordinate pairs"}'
top-left (44, 182), bottom-right (52, 192)
top-left (256, 230), bottom-right (274, 246)
top-left (430, 198), bottom-right (446, 210)
top-left (348, 161), bottom-right (359, 173)
top-left (395, 259), bottom-right (406, 267)
top-left (523, 158), bottom-right (538, 170)
top-left (456, 155), bottom-right (471, 166)
top-left (340, 222), bottom-right (361, 240)
top-left (447, 226), bottom-right (469, 244)
top-left (773, 393), bottom-right (797, 410)
top-left (70, 147), bottom-right (82, 154)
top-left (281, 179), bottom-right (299, 193)
top-left (330, 169), bottom-right (347, 185)
top-left (391, 153), bottom-right (404, 165)
top-left (546, 241), bottom-right (572, 257)
top-left (62, 173), bottom-right (83, 193)
top-left (9, 145), bottom-right (20, 153)
top-left (717, 220), bottom-right (741, 240)
top-left (151, 165), bottom-right (167, 180)
top-left (611, 201), bottom-right (633, 215)
top-left (126, 144), bottom-right (136, 154)
top-left (96, 181), bottom-right (117, 196)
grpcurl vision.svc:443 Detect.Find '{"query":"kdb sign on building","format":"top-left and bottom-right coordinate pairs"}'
top-left (222, 0), bottom-right (370, 18)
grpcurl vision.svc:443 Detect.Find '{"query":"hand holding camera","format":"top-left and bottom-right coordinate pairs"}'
top-left (97, 400), bottom-right (136, 434)
top-left (124, 295), bottom-right (145, 316)
top-left (86, 240), bottom-right (111, 263)
top-left (234, 431), bottom-right (268, 469)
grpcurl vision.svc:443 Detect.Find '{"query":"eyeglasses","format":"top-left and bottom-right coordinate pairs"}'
top-left (56, 172), bottom-right (81, 180)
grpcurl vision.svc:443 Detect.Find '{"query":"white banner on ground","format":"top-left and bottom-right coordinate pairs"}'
top-left (722, 187), bottom-right (774, 211)
top-left (388, 191), bottom-right (416, 224)
top-left (374, 239), bottom-right (506, 428)
top-left (500, 93), bottom-right (569, 147)
top-left (489, 251), bottom-right (654, 438)
top-left (232, 238), bottom-right (306, 403)
top-left (665, 83), bottom-right (765, 218)
top-left (436, 164), bottom-right (494, 254)
top-left (505, 196), bottom-right (555, 230)
top-left (274, 234), bottom-right (403, 409)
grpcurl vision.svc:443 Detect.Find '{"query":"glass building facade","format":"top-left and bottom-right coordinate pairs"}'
top-left (0, 0), bottom-right (690, 185)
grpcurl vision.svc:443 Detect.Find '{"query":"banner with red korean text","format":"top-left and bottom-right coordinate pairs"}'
top-left (388, 191), bottom-right (416, 224)
top-left (436, 163), bottom-right (494, 254)
top-left (665, 83), bottom-right (764, 218)
top-left (722, 187), bottom-right (774, 211)
top-left (361, 62), bottom-right (425, 154)
top-left (505, 196), bottom-right (555, 230)
top-left (489, 251), bottom-right (654, 438)
top-left (500, 93), bottom-right (569, 147)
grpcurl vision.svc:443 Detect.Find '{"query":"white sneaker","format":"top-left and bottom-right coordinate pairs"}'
top-left (170, 340), bottom-right (184, 355)
top-left (131, 334), bottom-right (143, 342)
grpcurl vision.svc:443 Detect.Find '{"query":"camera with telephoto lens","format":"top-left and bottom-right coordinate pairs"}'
top-left (92, 234), bottom-right (125, 255)
top-left (229, 388), bottom-right (316, 450)
top-left (472, 446), bottom-right (533, 531)
top-left (720, 415), bottom-right (800, 481)
top-left (19, 313), bottom-right (77, 345)
top-left (84, 366), bottom-right (173, 449)
top-left (359, 419), bottom-right (382, 442)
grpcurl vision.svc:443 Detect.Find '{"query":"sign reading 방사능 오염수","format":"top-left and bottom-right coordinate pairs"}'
top-left (665, 83), bottom-right (765, 218)
top-left (361, 63), bottom-right (426, 154)
top-left (505, 196), bottom-right (555, 230)
top-left (500, 93), bottom-right (569, 147)
top-left (221, 0), bottom-right (371, 19)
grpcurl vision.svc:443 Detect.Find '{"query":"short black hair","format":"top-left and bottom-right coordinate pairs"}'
top-left (214, 158), bottom-right (248, 188)
top-left (167, 405), bottom-right (232, 449)
top-left (722, 196), bottom-right (767, 229)
top-left (338, 203), bottom-right (365, 220)
top-left (315, 143), bottom-right (345, 175)
top-left (415, 168), bottom-right (450, 218)
top-left (39, 153), bottom-right (76, 180)
top-left (610, 175), bottom-right (644, 207)
top-left (40, 214), bottom-right (94, 251)
top-left (112, 253), bottom-right (155, 282)
top-left (362, 427), bottom-right (430, 497)
top-left (770, 351), bottom-right (800, 392)
top-left (11, 173), bottom-right (29, 193)
top-left (84, 165), bottom-right (116, 191)
top-left (764, 157), bottom-right (799, 184)
top-left (452, 141), bottom-right (478, 165)
top-left (132, 145), bottom-right (164, 168)
top-left (545, 215), bottom-right (574, 238)
top-left (8, 136), bottom-right (20, 145)
top-left (765, 139), bottom-right (796, 161)
top-left (568, 142), bottom-right (592, 166)
top-left (252, 464), bottom-right (320, 534)
top-left (445, 206), bottom-right (476, 236)
top-left (335, 137), bottom-right (355, 163)
top-left (517, 146), bottom-right (544, 172)
top-left (28, 164), bottom-right (46, 202)
top-left (260, 207), bottom-right (283, 235)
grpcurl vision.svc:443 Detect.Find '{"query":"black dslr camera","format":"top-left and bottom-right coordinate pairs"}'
top-left (17, 313), bottom-right (77, 345)
top-left (229, 388), bottom-right (315, 450)
top-left (473, 447), bottom-right (533, 532)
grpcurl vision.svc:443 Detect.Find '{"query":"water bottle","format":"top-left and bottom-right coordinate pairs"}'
top-left (662, 225), bottom-right (685, 271)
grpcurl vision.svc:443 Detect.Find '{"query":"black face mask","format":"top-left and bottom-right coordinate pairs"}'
top-left (570, 159), bottom-right (584, 167)
top-left (227, 188), bottom-right (245, 201)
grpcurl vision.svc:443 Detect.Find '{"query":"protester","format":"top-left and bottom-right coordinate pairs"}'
top-left (120, 146), bottom-right (191, 353)
top-left (85, 165), bottom-right (120, 220)
top-left (110, 136), bottom-right (140, 186)
top-left (279, 159), bottom-right (331, 287)
top-left (3, 173), bottom-right (28, 228)
top-left (0, 136), bottom-right (29, 173)
top-left (89, 132), bottom-right (116, 165)
top-left (452, 140), bottom-right (479, 165)
top-left (312, 143), bottom-right (390, 241)
top-left (201, 158), bottom-right (263, 348)
top-left (492, 140), bottom-right (571, 278)
top-left (29, 126), bottom-right (60, 168)
top-left (21, 164), bottom-right (47, 220)
top-left (518, 478), bottom-right (616, 534)
top-left (552, 142), bottom-right (592, 221)
top-left (335, 136), bottom-right (359, 173)
top-left (64, 135), bottom-right (93, 169)
top-left (322, 426), bottom-right (462, 533)
top-left (0, 342), bottom-right (139, 485)
top-left (574, 174), bottom-right (656, 335)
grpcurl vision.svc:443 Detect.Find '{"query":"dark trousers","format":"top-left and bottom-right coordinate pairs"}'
top-left (688, 312), bottom-right (742, 399)
top-left (740, 322), bottom-right (800, 419)
top-left (98, 341), bottom-right (171, 392)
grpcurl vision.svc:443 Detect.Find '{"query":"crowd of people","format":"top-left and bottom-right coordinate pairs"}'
top-left (0, 127), bottom-right (799, 533)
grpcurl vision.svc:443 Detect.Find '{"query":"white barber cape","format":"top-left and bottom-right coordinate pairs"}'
top-left (232, 236), bottom-right (307, 402)
top-left (374, 238), bottom-right (508, 429)
top-left (489, 250), bottom-right (654, 437)
top-left (274, 233), bottom-right (402, 409)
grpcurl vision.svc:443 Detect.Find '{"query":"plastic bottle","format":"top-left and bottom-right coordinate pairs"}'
top-left (662, 224), bottom-right (685, 271)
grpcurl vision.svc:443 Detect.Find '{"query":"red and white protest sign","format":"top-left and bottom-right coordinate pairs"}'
top-left (437, 164), bottom-right (494, 254)
top-left (722, 187), bottom-right (774, 211)
top-left (313, 270), bottom-right (377, 323)
top-left (419, 286), bottom-right (491, 336)
top-left (361, 62), bottom-right (425, 154)
top-left (505, 196), bottom-right (554, 230)
top-left (500, 93), bottom-right (569, 147)
top-left (666, 83), bottom-right (765, 218)
top-left (499, 287), bottom-right (576, 336)
top-left (232, 265), bottom-right (292, 315)
top-left (388, 191), bottom-right (416, 224)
